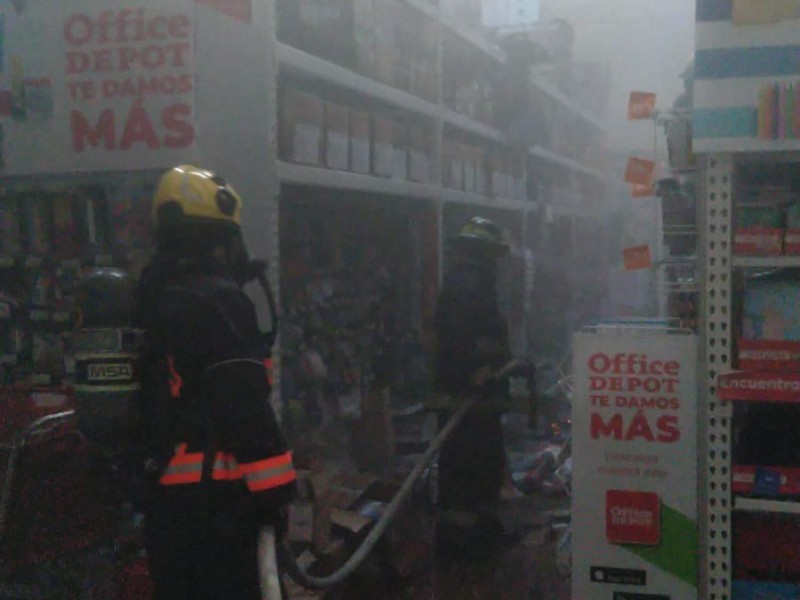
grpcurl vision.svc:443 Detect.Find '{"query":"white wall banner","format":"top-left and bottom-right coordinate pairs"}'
top-left (0, 0), bottom-right (196, 175)
top-left (572, 327), bottom-right (698, 600)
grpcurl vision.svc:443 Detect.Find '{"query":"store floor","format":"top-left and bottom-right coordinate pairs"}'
top-left (284, 419), bottom-right (571, 600)
top-left (284, 491), bottom-right (571, 600)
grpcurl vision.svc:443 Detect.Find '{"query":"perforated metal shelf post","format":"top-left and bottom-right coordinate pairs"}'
top-left (702, 154), bottom-right (734, 600)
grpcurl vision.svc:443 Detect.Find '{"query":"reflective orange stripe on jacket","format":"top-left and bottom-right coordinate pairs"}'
top-left (159, 444), bottom-right (295, 490)
top-left (239, 452), bottom-right (296, 492)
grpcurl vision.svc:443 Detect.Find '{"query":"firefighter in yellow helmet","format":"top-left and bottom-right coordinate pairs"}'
top-left (433, 217), bottom-right (515, 569)
top-left (132, 166), bottom-right (296, 600)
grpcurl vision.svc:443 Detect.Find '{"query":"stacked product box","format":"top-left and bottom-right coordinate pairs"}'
top-left (325, 102), bottom-right (350, 171)
top-left (349, 108), bottom-right (371, 174)
top-left (392, 118), bottom-right (409, 180)
top-left (734, 512), bottom-right (800, 598)
top-left (280, 89), bottom-right (324, 166)
top-left (409, 128), bottom-right (431, 183)
top-left (372, 114), bottom-right (394, 178)
top-left (462, 145), bottom-right (476, 193)
top-left (734, 184), bottom-right (797, 256)
top-left (734, 204), bottom-right (784, 255)
top-left (373, 0), bottom-right (395, 87)
top-left (443, 139), bottom-right (463, 190)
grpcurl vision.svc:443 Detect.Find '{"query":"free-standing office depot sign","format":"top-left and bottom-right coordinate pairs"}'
top-left (572, 327), bottom-right (698, 600)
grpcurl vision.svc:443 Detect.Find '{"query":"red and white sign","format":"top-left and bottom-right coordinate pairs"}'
top-left (623, 245), bottom-right (653, 271)
top-left (606, 489), bottom-right (661, 545)
top-left (733, 465), bottom-right (800, 495)
top-left (717, 371), bottom-right (800, 402)
top-left (733, 227), bottom-right (784, 256)
top-left (0, 0), bottom-right (197, 175)
top-left (628, 91), bottom-right (657, 120)
top-left (573, 328), bottom-right (698, 599)
top-left (738, 340), bottom-right (800, 371)
top-left (624, 157), bottom-right (656, 186)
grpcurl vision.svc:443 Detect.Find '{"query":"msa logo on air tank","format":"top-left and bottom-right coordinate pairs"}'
top-left (88, 363), bottom-right (133, 382)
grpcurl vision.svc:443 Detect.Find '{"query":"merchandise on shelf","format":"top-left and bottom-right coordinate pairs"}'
top-left (409, 128), bottom-right (431, 184)
top-left (443, 139), bottom-right (463, 190)
top-left (349, 108), bottom-right (371, 174)
top-left (372, 114), bottom-right (394, 177)
top-left (463, 145), bottom-right (477, 192)
top-left (280, 88), bottom-right (324, 166)
top-left (784, 202), bottom-right (800, 254)
top-left (733, 582), bottom-right (800, 600)
top-left (0, 196), bottom-right (22, 256)
top-left (734, 204), bottom-right (784, 256)
top-left (325, 102), bottom-right (350, 171)
top-left (392, 118), bottom-right (409, 180)
top-left (734, 513), bottom-right (800, 583)
top-left (738, 271), bottom-right (800, 370)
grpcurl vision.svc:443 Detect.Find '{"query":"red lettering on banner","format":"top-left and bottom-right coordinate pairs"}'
top-left (63, 7), bottom-right (195, 158)
top-left (590, 412), bottom-right (682, 443)
top-left (120, 100), bottom-right (159, 149)
top-left (71, 108), bottom-right (116, 151)
top-left (162, 103), bottom-right (194, 148)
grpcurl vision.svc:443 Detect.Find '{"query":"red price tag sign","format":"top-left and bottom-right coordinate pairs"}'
top-left (624, 157), bottom-right (656, 186)
top-left (628, 91), bottom-right (657, 120)
top-left (623, 245), bottom-right (652, 271)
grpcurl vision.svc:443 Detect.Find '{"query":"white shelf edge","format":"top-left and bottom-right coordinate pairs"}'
top-left (278, 162), bottom-right (535, 211)
top-left (734, 497), bottom-right (800, 515)
top-left (529, 145), bottom-right (613, 183)
top-left (277, 43), bottom-right (507, 143)
top-left (733, 256), bottom-right (800, 268)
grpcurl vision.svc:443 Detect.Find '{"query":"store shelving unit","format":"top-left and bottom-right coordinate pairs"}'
top-left (701, 154), bottom-right (800, 598)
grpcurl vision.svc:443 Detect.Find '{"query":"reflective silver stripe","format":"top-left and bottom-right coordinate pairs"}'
top-left (244, 463), bottom-right (294, 484)
top-left (162, 463), bottom-right (202, 475)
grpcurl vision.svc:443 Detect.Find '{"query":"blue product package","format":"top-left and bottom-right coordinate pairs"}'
top-left (752, 468), bottom-right (782, 497)
top-left (733, 580), bottom-right (800, 599)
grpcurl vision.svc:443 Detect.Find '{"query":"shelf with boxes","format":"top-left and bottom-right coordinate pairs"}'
top-left (278, 84), bottom-right (438, 184)
top-left (278, 162), bottom-right (532, 211)
top-left (703, 157), bottom-right (800, 599)
top-left (277, 43), bottom-right (506, 144)
top-left (528, 144), bottom-right (611, 183)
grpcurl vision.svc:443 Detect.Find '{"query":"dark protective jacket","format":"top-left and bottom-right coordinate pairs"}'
top-left (433, 261), bottom-right (511, 401)
top-left (135, 260), bottom-right (296, 519)
top-left (432, 260), bottom-right (511, 521)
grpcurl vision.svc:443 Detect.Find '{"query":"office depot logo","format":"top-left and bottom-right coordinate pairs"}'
top-left (606, 490), bottom-right (661, 546)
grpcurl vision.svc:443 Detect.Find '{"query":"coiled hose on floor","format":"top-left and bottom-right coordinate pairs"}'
top-left (278, 360), bottom-right (528, 591)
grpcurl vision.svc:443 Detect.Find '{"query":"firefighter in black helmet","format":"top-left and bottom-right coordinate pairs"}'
top-left (433, 216), bottom-right (514, 567)
top-left (133, 165), bottom-right (296, 600)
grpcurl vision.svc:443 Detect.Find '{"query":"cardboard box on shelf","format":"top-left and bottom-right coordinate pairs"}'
top-left (353, 0), bottom-right (375, 77)
top-left (325, 102), bottom-right (350, 171)
top-left (349, 108), bottom-right (371, 174)
top-left (372, 115), bottom-right (394, 177)
top-left (280, 89), bottom-right (323, 166)
top-left (734, 205), bottom-right (784, 256)
top-left (409, 128), bottom-right (431, 183)
top-left (373, 0), bottom-right (395, 86)
top-left (392, 119), bottom-right (409, 180)
top-left (444, 140), bottom-right (463, 190)
top-left (511, 153), bottom-right (526, 200)
top-left (475, 148), bottom-right (488, 195)
top-left (462, 145), bottom-right (476, 192)
top-left (491, 154), bottom-right (508, 198)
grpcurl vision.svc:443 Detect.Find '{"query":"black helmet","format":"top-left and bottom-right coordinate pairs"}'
top-left (453, 217), bottom-right (510, 257)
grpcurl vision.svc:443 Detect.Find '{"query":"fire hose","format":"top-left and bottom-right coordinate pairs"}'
top-left (266, 360), bottom-right (531, 593)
